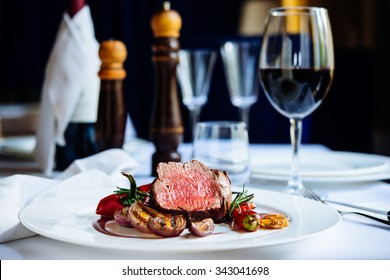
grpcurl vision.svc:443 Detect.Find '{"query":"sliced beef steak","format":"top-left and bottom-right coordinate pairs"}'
top-left (150, 160), bottom-right (232, 222)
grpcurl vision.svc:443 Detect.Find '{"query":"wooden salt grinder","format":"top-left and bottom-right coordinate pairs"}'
top-left (150, 2), bottom-right (184, 176)
top-left (96, 40), bottom-right (127, 151)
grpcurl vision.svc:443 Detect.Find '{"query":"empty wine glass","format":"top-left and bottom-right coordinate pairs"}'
top-left (177, 49), bottom-right (217, 139)
top-left (259, 7), bottom-right (334, 194)
top-left (220, 40), bottom-right (260, 128)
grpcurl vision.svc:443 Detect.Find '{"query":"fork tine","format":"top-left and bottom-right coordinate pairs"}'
top-left (297, 187), bottom-right (308, 198)
top-left (298, 186), bottom-right (324, 203)
top-left (305, 187), bottom-right (325, 202)
top-left (298, 187), bottom-right (311, 199)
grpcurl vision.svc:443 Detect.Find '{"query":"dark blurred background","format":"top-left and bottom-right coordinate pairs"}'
top-left (0, 0), bottom-right (389, 155)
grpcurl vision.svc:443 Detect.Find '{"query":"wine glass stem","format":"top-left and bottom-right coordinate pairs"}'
top-left (287, 118), bottom-right (303, 193)
top-left (239, 107), bottom-right (250, 128)
top-left (190, 106), bottom-right (201, 140)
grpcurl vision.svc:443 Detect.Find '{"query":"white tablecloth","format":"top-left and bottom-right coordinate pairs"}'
top-left (1, 143), bottom-right (389, 260)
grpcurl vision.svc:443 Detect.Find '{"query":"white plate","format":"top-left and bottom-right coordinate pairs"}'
top-left (20, 187), bottom-right (341, 253)
top-left (252, 151), bottom-right (390, 182)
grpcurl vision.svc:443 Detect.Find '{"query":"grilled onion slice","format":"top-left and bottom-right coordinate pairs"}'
top-left (148, 215), bottom-right (186, 237)
top-left (189, 218), bottom-right (215, 237)
top-left (127, 201), bottom-right (186, 236)
top-left (114, 207), bottom-right (133, 228)
top-left (127, 201), bottom-right (162, 233)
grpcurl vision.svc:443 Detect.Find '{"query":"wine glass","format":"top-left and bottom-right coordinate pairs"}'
top-left (220, 40), bottom-right (260, 128)
top-left (177, 49), bottom-right (217, 139)
top-left (259, 7), bottom-right (334, 194)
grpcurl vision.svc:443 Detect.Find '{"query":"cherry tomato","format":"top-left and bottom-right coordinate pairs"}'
top-left (235, 210), bottom-right (261, 232)
top-left (232, 202), bottom-right (256, 218)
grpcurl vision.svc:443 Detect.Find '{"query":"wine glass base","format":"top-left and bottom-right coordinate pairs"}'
top-left (285, 177), bottom-right (304, 195)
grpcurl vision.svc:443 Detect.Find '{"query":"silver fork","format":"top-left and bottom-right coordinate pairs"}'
top-left (299, 187), bottom-right (390, 226)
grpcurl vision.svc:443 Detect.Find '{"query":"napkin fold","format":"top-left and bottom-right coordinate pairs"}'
top-left (55, 148), bottom-right (139, 181)
top-left (0, 175), bottom-right (59, 243)
top-left (0, 149), bottom-right (138, 243)
top-left (34, 5), bottom-right (100, 177)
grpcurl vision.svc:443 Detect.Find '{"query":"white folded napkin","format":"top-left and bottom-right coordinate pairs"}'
top-left (55, 148), bottom-right (139, 181)
top-left (0, 175), bottom-right (59, 243)
top-left (0, 149), bottom-right (138, 243)
top-left (34, 5), bottom-right (100, 177)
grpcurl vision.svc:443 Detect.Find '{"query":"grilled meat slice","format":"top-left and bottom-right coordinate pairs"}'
top-left (150, 160), bottom-right (232, 222)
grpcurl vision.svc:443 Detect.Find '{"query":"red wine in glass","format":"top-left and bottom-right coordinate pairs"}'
top-left (259, 68), bottom-right (333, 118)
top-left (259, 7), bottom-right (334, 194)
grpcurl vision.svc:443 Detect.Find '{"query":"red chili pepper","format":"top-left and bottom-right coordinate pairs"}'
top-left (96, 194), bottom-right (125, 218)
top-left (96, 175), bottom-right (152, 218)
top-left (138, 183), bottom-right (152, 193)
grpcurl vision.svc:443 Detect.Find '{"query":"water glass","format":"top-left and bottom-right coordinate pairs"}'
top-left (193, 121), bottom-right (250, 186)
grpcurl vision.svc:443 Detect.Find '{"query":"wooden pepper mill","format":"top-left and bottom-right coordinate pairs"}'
top-left (96, 40), bottom-right (127, 151)
top-left (150, 1), bottom-right (184, 176)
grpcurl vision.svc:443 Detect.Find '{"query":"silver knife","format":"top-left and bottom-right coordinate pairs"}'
top-left (326, 199), bottom-right (390, 220)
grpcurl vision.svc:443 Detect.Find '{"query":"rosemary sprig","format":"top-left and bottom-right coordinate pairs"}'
top-left (114, 172), bottom-right (149, 206)
top-left (227, 185), bottom-right (254, 218)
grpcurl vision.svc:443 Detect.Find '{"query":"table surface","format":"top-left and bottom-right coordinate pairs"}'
top-left (1, 143), bottom-right (390, 260)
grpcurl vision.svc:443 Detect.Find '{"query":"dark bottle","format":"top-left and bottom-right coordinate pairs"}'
top-left (67, 0), bottom-right (85, 17)
top-left (55, 0), bottom-right (100, 170)
top-left (96, 40), bottom-right (127, 151)
top-left (150, 2), bottom-right (184, 176)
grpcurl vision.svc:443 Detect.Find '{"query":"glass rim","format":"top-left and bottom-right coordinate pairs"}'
top-left (179, 48), bottom-right (217, 54)
top-left (269, 6), bottom-right (328, 16)
top-left (221, 40), bottom-right (261, 48)
top-left (196, 121), bottom-right (247, 128)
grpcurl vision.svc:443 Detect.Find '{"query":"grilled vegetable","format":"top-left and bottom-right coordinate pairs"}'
top-left (114, 207), bottom-right (133, 228)
top-left (235, 210), bottom-right (261, 231)
top-left (96, 194), bottom-right (125, 218)
top-left (259, 213), bottom-right (289, 229)
top-left (148, 215), bottom-right (186, 237)
top-left (96, 173), bottom-right (150, 218)
top-left (127, 201), bottom-right (162, 233)
top-left (227, 186), bottom-right (288, 231)
top-left (227, 186), bottom-right (254, 218)
top-left (189, 218), bottom-right (215, 237)
top-left (127, 201), bottom-right (186, 237)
